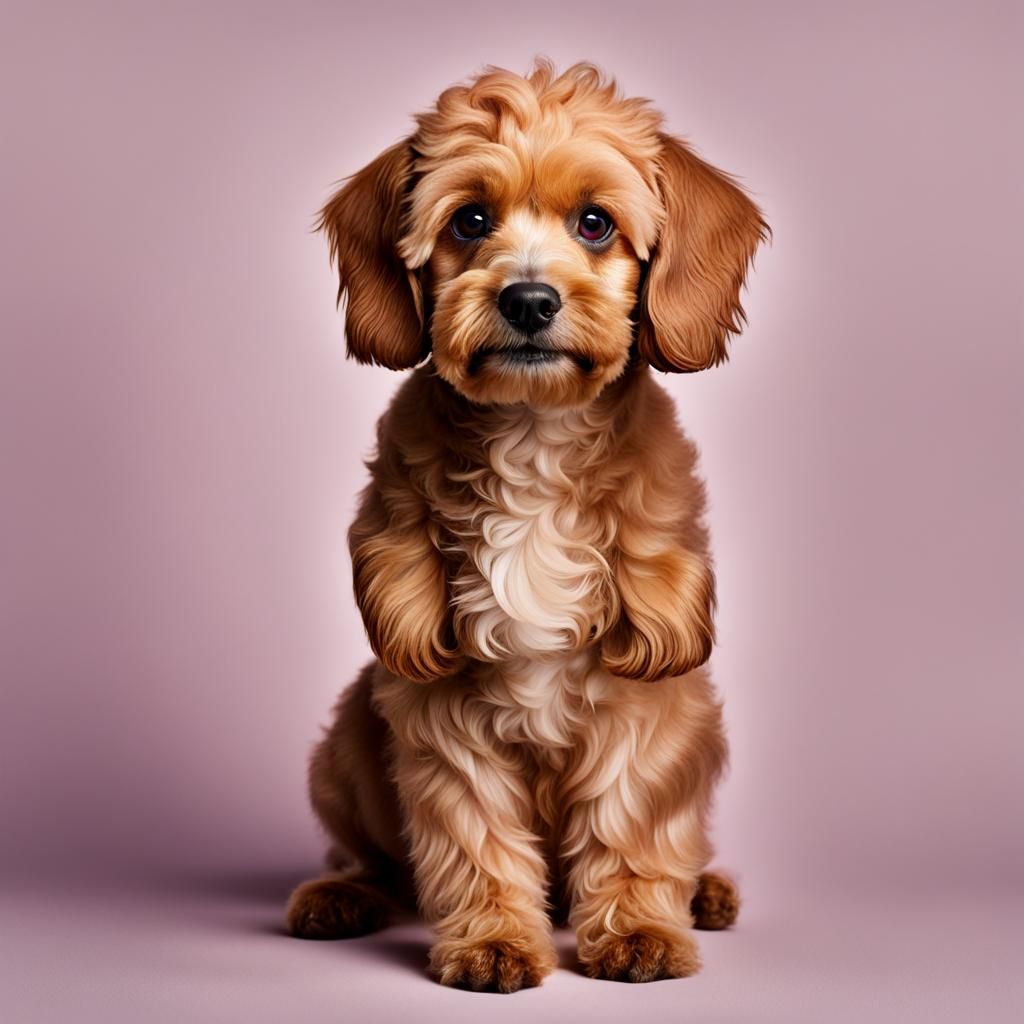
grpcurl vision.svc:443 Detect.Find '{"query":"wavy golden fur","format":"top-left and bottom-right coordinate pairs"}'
top-left (286, 60), bottom-right (767, 991)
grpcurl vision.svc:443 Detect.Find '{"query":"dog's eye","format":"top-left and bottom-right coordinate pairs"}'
top-left (450, 204), bottom-right (491, 241)
top-left (577, 206), bottom-right (614, 243)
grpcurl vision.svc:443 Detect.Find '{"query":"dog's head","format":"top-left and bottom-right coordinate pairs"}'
top-left (320, 61), bottom-right (767, 407)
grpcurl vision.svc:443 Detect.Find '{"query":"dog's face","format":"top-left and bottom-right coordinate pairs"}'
top-left (320, 62), bottom-right (767, 407)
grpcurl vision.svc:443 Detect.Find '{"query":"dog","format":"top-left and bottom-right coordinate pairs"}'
top-left (285, 60), bottom-right (767, 992)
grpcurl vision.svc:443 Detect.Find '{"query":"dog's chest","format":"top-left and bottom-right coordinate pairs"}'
top-left (448, 409), bottom-right (615, 664)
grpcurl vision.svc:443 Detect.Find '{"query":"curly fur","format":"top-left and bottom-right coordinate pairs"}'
top-left (287, 60), bottom-right (764, 991)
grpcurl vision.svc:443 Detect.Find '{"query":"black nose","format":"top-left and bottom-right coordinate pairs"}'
top-left (497, 282), bottom-right (561, 334)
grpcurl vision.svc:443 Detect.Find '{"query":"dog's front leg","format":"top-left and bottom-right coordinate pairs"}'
top-left (378, 680), bottom-right (557, 992)
top-left (570, 842), bottom-right (703, 982)
top-left (562, 705), bottom-right (712, 982)
top-left (601, 545), bottom-right (716, 681)
top-left (349, 484), bottom-right (461, 683)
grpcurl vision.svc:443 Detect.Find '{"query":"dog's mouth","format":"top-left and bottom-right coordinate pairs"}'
top-left (468, 343), bottom-right (595, 376)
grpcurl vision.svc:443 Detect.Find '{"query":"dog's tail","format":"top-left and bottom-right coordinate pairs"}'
top-left (691, 871), bottom-right (740, 930)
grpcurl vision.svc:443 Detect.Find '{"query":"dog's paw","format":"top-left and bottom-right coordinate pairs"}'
top-left (692, 871), bottom-right (740, 930)
top-left (285, 878), bottom-right (390, 939)
top-left (431, 937), bottom-right (555, 993)
top-left (580, 930), bottom-right (702, 983)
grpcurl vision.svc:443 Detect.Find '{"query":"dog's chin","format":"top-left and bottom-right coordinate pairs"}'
top-left (437, 341), bottom-right (625, 409)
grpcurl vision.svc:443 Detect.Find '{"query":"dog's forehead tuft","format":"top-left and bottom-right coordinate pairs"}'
top-left (399, 63), bottom-right (666, 267)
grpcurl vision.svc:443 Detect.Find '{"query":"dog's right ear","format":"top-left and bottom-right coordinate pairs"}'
top-left (317, 141), bottom-right (427, 369)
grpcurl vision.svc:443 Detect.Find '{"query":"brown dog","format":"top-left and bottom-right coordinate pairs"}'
top-left (286, 60), bottom-right (767, 992)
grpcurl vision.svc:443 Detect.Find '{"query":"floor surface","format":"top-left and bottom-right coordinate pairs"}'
top-left (2, 870), bottom-right (1021, 1023)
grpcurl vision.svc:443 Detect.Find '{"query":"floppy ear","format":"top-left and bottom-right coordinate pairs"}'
top-left (317, 141), bottom-right (427, 369)
top-left (637, 133), bottom-right (768, 372)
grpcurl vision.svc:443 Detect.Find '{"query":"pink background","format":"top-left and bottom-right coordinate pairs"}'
top-left (1, 1), bottom-right (1021, 1020)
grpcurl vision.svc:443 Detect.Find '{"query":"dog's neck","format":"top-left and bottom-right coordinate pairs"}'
top-left (430, 357), bottom-right (649, 469)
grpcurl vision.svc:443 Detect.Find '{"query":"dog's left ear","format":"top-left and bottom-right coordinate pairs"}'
top-left (318, 141), bottom-right (426, 369)
top-left (637, 133), bottom-right (768, 373)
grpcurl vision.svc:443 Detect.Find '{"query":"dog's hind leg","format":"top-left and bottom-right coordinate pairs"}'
top-left (286, 868), bottom-right (394, 939)
top-left (691, 870), bottom-right (740, 930)
top-left (286, 663), bottom-right (412, 939)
